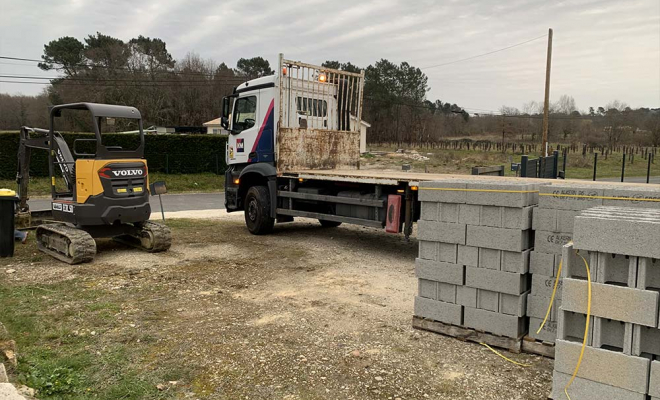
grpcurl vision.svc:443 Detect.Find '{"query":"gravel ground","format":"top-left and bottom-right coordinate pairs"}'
top-left (2, 214), bottom-right (553, 399)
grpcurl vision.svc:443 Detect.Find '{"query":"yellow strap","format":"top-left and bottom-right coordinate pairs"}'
top-left (539, 193), bottom-right (660, 202)
top-left (480, 343), bottom-right (531, 367)
top-left (536, 258), bottom-right (563, 334)
top-left (419, 188), bottom-right (538, 194)
top-left (564, 252), bottom-right (592, 400)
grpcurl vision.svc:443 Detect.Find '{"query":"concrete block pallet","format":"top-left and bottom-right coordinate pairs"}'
top-left (413, 179), bottom-right (537, 352)
top-left (523, 182), bottom-right (660, 351)
top-left (549, 212), bottom-right (660, 400)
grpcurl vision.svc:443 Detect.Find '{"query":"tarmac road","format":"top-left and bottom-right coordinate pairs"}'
top-left (28, 192), bottom-right (226, 212)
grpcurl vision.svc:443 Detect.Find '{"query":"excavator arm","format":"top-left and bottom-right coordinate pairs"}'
top-left (16, 126), bottom-right (75, 213)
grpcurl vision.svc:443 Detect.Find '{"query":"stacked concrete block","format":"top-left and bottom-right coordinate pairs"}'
top-left (415, 179), bottom-right (538, 340)
top-left (550, 210), bottom-right (660, 399)
top-left (528, 183), bottom-right (660, 344)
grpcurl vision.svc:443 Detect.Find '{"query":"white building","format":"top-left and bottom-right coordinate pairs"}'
top-left (203, 118), bottom-right (230, 135)
top-left (350, 115), bottom-right (371, 154)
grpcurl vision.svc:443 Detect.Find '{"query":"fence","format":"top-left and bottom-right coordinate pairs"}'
top-left (517, 151), bottom-right (565, 179)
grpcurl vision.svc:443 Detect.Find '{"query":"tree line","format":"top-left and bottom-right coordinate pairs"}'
top-left (0, 32), bottom-right (658, 149)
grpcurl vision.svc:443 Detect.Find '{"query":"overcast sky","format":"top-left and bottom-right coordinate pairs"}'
top-left (1, 0), bottom-right (659, 113)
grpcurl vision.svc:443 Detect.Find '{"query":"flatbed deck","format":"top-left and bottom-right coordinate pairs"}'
top-left (280, 169), bottom-right (659, 188)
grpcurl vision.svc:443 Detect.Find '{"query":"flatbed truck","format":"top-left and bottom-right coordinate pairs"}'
top-left (220, 55), bottom-right (469, 238)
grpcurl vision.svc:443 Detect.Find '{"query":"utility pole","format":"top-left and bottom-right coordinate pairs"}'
top-left (542, 28), bottom-right (553, 157)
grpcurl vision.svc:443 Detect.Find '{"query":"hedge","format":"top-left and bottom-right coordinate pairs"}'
top-left (0, 132), bottom-right (228, 179)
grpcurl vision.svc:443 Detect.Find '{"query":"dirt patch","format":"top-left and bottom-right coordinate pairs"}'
top-left (1, 216), bottom-right (553, 399)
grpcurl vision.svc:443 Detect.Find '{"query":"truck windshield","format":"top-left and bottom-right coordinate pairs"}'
top-left (233, 96), bottom-right (257, 133)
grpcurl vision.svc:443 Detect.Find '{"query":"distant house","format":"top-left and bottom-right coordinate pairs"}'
top-left (350, 115), bottom-right (371, 154)
top-left (203, 118), bottom-right (229, 135)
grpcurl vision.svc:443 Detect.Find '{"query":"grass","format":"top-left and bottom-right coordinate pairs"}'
top-left (0, 221), bottom-right (206, 399)
top-left (365, 146), bottom-right (659, 180)
top-left (0, 172), bottom-right (225, 197)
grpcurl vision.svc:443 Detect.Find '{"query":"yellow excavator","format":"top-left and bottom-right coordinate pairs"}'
top-left (16, 102), bottom-right (171, 264)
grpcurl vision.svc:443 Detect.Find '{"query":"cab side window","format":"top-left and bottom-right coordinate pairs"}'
top-left (233, 96), bottom-right (257, 133)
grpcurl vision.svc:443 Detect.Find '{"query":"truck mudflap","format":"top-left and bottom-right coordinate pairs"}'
top-left (385, 194), bottom-right (402, 233)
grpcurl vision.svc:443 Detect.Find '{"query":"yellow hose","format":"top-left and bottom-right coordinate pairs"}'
top-left (536, 257), bottom-right (563, 334)
top-left (480, 343), bottom-right (531, 367)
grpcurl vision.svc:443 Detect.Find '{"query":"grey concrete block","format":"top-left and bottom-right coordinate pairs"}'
top-left (528, 318), bottom-right (557, 343)
top-left (420, 202), bottom-right (439, 221)
top-left (456, 286), bottom-right (477, 308)
top-left (419, 241), bottom-right (437, 261)
top-left (554, 339), bottom-right (650, 393)
top-left (418, 279), bottom-right (437, 299)
top-left (466, 225), bottom-right (532, 252)
top-left (561, 278), bottom-right (659, 327)
top-left (414, 296), bottom-right (463, 325)
top-left (438, 203), bottom-right (460, 223)
top-left (592, 317), bottom-right (632, 354)
top-left (458, 204), bottom-right (481, 226)
top-left (632, 324), bottom-right (660, 357)
top-left (478, 248), bottom-right (501, 270)
top-left (530, 251), bottom-right (559, 276)
top-left (502, 206), bottom-right (534, 230)
top-left (534, 230), bottom-right (573, 255)
top-left (602, 187), bottom-right (660, 209)
top-left (527, 295), bottom-right (560, 321)
top-left (418, 220), bottom-right (467, 245)
top-left (476, 289), bottom-right (499, 312)
top-left (438, 243), bottom-right (458, 263)
top-left (419, 181), bottom-right (468, 203)
top-left (561, 244), bottom-right (596, 281)
top-left (463, 307), bottom-right (527, 338)
top-left (465, 267), bottom-right (529, 295)
top-left (415, 259), bottom-right (465, 285)
top-left (501, 249), bottom-right (530, 274)
top-left (480, 206), bottom-right (502, 227)
top-left (597, 252), bottom-right (635, 286)
top-left (531, 274), bottom-right (562, 298)
top-left (637, 257), bottom-right (660, 291)
top-left (533, 207), bottom-right (557, 232)
top-left (573, 214), bottom-right (660, 259)
top-left (650, 360), bottom-right (660, 398)
top-left (457, 245), bottom-right (479, 267)
top-left (551, 371), bottom-right (646, 400)
top-left (438, 282), bottom-right (457, 303)
top-left (539, 184), bottom-right (604, 210)
top-left (557, 309), bottom-right (593, 344)
top-left (500, 291), bottom-right (528, 317)
top-left (465, 182), bottom-right (539, 208)
top-left (557, 209), bottom-right (580, 232)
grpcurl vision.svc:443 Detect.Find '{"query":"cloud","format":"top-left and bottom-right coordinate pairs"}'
top-left (0, 0), bottom-right (658, 109)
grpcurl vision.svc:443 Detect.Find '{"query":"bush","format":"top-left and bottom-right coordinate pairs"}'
top-left (0, 132), bottom-right (228, 178)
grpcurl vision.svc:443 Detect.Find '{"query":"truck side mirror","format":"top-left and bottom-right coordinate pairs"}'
top-left (221, 116), bottom-right (229, 129)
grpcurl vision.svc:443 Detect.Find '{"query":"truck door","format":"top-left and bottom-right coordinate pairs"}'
top-left (228, 94), bottom-right (259, 165)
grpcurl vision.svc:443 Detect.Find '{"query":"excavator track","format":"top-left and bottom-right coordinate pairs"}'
top-left (36, 223), bottom-right (97, 265)
top-left (114, 221), bottom-right (172, 253)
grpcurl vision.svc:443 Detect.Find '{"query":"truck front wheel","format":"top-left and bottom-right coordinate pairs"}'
top-left (244, 186), bottom-right (275, 235)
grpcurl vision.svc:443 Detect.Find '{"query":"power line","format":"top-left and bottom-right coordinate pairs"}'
top-left (420, 33), bottom-right (548, 70)
top-left (0, 55), bottom-right (242, 79)
top-left (0, 80), bottom-right (237, 88)
top-left (0, 74), bottom-right (246, 84)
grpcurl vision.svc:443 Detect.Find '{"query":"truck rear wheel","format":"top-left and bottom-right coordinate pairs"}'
top-left (319, 220), bottom-right (342, 228)
top-left (244, 186), bottom-right (275, 235)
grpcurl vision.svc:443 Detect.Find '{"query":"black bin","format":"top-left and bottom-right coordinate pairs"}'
top-left (0, 189), bottom-right (18, 257)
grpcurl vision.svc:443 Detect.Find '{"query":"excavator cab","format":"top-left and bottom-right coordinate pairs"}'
top-left (17, 103), bottom-right (171, 264)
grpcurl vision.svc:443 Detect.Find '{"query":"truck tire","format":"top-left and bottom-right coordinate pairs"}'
top-left (244, 186), bottom-right (275, 235)
top-left (319, 220), bottom-right (342, 228)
